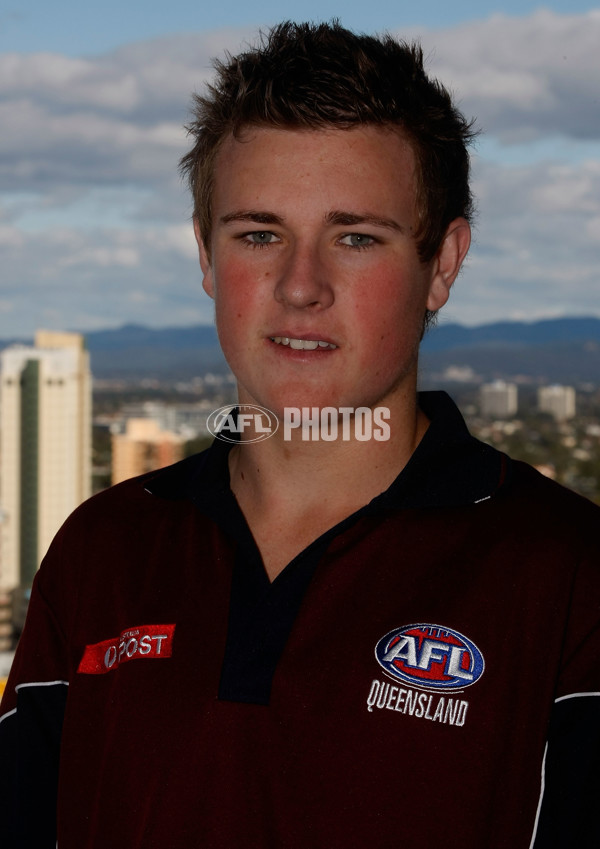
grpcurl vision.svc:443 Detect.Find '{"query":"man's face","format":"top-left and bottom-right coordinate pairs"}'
top-left (197, 125), bottom-right (468, 416)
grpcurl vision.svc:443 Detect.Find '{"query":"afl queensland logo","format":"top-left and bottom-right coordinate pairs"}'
top-left (207, 404), bottom-right (279, 443)
top-left (375, 624), bottom-right (485, 692)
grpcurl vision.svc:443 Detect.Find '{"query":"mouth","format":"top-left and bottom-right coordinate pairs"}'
top-left (270, 336), bottom-right (338, 351)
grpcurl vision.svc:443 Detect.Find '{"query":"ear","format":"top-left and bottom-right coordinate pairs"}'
top-left (193, 217), bottom-right (214, 299)
top-left (426, 218), bottom-right (471, 312)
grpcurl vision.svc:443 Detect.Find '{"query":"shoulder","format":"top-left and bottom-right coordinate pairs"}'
top-left (70, 451), bottom-right (210, 519)
top-left (478, 459), bottom-right (600, 584)
top-left (505, 459), bottom-right (599, 532)
top-left (40, 451), bottom-right (214, 572)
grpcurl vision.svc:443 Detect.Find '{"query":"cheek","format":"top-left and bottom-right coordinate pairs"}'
top-left (212, 258), bottom-right (262, 321)
top-left (210, 259), bottom-right (274, 373)
top-left (355, 270), bottom-right (428, 348)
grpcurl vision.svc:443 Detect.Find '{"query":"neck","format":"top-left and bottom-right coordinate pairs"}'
top-left (227, 395), bottom-right (427, 580)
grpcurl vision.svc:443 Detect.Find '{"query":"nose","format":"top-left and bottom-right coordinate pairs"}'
top-left (274, 243), bottom-right (334, 310)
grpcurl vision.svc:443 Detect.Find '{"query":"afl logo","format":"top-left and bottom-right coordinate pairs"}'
top-left (375, 623), bottom-right (485, 692)
top-left (206, 404), bottom-right (279, 443)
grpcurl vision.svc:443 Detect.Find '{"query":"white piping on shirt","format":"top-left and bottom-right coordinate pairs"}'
top-left (0, 706), bottom-right (17, 725)
top-left (0, 680), bottom-right (69, 724)
top-left (528, 691), bottom-right (600, 849)
top-left (15, 680), bottom-right (69, 691)
top-left (555, 690), bottom-right (600, 703)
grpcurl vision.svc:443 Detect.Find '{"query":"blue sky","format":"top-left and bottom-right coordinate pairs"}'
top-left (1, 2), bottom-right (600, 335)
top-left (2, 0), bottom-right (597, 54)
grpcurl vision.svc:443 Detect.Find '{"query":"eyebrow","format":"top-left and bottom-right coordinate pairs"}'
top-left (220, 211), bottom-right (285, 226)
top-left (325, 210), bottom-right (405, 233)
top-left (219, 209), bottom-right (406, 232)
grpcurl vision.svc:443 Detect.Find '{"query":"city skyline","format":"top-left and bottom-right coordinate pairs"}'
top-left (0, 331), bottom-right (91, 590)
top-left (1, 4), bottom-right (600, 334)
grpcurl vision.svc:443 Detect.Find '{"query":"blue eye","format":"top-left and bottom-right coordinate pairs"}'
top-left (340, 233), bottom-right (375, 249)
top-left (245, 231), bottom-right (278, 245)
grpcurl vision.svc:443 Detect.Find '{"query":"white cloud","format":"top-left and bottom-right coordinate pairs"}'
top-left (0, 14), bottom-right (599, 335)
top-left (424, 10), bottom-right (600, 143)
top-left (0, 225), bottom-right (25, 247)
top-left (445, 155), bottom-right (600, 324)
top-left (0, 224), bottom-right (211, 334)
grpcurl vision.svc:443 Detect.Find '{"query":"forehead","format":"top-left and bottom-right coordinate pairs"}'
top-left (211, 125), bottom-right (418, 218)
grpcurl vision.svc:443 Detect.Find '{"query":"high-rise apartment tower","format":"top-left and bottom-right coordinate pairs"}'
top-left (0, 331), bottom-right (91, 591)
top-left (480, 380), bottom-right (518, 419)
top-left (538, 385), bottom-right (576, 422)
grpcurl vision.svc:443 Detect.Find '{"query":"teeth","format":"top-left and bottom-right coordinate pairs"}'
top-left (271, 336), bottom-right (337, 350)
top-left (290, 338), bottom-right (317, 350)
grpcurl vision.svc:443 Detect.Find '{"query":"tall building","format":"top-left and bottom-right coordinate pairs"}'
top-left (111, 418), bottom-right (184, 485)
top-left (538, 385), bottom-right (576, 422)
top-left (480, 380), bottom-right (518, 419)
top-left (0, 331), bottom-right (91, 591)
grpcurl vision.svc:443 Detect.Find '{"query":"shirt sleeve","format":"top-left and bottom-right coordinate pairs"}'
top-left (532, 693), bottom-right (600, 848)
top-left (532, 543), bottom-right (600, 848)
top-left (0, 544), bottom-right (72, 848)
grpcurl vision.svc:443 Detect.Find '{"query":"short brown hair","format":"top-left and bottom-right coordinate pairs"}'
top-left (180, 20), bottom-right (476, 263)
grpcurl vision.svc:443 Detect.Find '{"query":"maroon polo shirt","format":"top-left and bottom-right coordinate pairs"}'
top-left (2, 392), bottom-right (599, 848)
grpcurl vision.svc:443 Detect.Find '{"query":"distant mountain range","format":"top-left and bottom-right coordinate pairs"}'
top-left (422, 317), bottom-right (600, 352)
top-left (82, 324), bottom-right (228, 379)
top-left (420, 317), bottom-right (600, 384)
top-left (2, 317), bottom-right (600, 385)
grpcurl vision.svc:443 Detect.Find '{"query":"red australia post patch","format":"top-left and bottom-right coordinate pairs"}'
top-left (78, 624), bottom-right (176, 675)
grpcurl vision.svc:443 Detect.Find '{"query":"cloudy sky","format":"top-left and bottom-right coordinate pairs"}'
top-left (1, 0), bottom-right (599, 337)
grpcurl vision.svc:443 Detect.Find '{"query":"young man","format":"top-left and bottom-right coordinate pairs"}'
top-left (1, 21), bottom-right (599, 848)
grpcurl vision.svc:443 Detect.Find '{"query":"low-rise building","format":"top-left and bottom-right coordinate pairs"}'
top-left (111, 418), bottom-right (185, 485)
